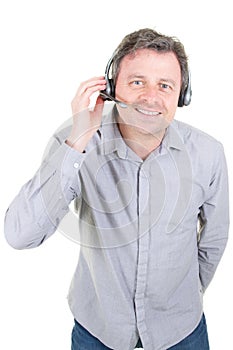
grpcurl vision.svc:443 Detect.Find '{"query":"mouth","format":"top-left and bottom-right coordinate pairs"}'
top-left (135, 107), bottom-right (162, 116)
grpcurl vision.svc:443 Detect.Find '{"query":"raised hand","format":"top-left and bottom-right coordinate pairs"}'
top-left (66, 76), bottom-right (106, 152)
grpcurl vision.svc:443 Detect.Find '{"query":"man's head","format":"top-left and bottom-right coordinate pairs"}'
top-left (102, 28), bottom-right (190, 154)
top-left (111, 28), bottom-right (189, 107)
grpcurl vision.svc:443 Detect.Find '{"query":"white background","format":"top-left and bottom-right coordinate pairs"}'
top-left (0, 0), bottom-right (232, 349)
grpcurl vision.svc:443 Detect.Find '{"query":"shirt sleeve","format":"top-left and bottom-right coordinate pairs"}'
top-left (198, 142), bottom-right (229, 291)
top-left (4, 132), bottom-right (85, 249)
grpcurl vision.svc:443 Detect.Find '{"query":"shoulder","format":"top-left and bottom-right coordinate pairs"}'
top-left (170, 120), bottom-right (227, 174)
top-left (172, 119), bottom-right (223, 152)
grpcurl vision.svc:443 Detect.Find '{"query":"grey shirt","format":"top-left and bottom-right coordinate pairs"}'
top-left (5, 105), bottom-right (229, 350)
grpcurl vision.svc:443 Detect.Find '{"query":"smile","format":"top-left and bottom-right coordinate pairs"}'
top-left (135, 108), bottom-right (161, 116)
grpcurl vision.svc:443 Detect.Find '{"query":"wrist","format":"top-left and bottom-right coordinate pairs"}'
top-left (65, 137), bottom-right (88, 153)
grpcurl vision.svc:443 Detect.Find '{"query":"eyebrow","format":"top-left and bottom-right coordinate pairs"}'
top-left (127, 74), bottom-right (146, 81)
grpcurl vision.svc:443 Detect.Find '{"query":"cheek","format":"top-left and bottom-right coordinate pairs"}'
top-left (167, 94), bottom-right (180, 112)
top-left (115, 79), bottom-right (126, 94)
top-left (163, 100), bottom-right (178, 122)
top-left (115, 80), bottom-right (139, 102)
top-left (115, 83), bottom-right (130, 99)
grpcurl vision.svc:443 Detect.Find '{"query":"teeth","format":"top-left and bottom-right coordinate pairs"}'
top-left (136, 108), bottom-right (160, 116)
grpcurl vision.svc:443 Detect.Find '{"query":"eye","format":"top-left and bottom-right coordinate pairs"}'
top-left (160, 83), bottom-right (172, 90)
top-left (130, 80), bottom-right (144, 86)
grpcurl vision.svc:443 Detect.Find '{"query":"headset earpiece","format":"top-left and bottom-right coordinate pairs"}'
top-left (101, 55), bottom-right (115, 101)
top-left (178, 71), bottom-right (192, 107)
top-left (105, 77), bottom-right (115, 98)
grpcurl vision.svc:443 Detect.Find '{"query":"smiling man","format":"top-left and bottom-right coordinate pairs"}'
top-left (5, 28), bottom-right (229, 350)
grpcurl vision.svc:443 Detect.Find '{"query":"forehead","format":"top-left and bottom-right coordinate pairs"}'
top-left (118, 49), bottom-right (181, 80)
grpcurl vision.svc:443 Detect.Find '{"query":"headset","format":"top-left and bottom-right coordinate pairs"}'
top-left (100, 53), bottom-right (192, 108)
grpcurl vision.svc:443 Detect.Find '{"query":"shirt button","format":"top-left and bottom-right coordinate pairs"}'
top-left (74, 162), bottom-right (79, 169)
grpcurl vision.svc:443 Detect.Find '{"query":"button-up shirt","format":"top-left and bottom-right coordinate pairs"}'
top-left (5, 104), bottom-right (229, 350)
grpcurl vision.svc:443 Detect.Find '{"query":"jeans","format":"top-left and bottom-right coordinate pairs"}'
top-left (71, 314), bottom-right (209, 349)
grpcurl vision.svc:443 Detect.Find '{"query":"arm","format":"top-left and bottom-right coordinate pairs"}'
top-left (4, 77), bottom-right (106, 249)
top-left (4, 136), bottom-right (84, 249)
top-left (198, 143), bottom-right (229, 291)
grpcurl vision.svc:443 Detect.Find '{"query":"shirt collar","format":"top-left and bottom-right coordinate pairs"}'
top-left (162, 120), bottom-right (186, 152)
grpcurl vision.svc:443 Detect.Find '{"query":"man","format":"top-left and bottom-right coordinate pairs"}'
top-left (5, 28), bottom-right (229, 349)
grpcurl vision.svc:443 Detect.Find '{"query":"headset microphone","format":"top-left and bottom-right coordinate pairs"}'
top-left (99, 91), bottom-right (128, 108)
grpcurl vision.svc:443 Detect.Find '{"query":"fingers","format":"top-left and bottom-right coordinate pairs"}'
top-left (78, 76), bottom-right (106, 95)
top-left (68, 77), bottom-right (106, 151)
top-left (71, 76), bottom-right (106, 115)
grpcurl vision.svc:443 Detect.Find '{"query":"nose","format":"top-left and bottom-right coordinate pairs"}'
top-left (140, 85), bottom-right (162, 105)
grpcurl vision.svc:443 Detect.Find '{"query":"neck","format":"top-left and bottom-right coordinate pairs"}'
top-left (118, 123), bottom-right (166, 160)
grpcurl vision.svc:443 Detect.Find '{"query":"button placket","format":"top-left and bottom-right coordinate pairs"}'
top-left (73, 162), bottom-right (79, 169)
top-left (134, 163), bottom-right (151, 348)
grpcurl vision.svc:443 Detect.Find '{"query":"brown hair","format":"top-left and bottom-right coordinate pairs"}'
top-left (112, 28), bottom-right (189, 97)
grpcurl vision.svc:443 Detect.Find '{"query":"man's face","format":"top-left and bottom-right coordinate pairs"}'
top-left (115, 49), bottom-right (182, 137)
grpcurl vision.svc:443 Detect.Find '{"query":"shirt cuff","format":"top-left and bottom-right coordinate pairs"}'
top-left (45, 140), bottom-right (85, 189)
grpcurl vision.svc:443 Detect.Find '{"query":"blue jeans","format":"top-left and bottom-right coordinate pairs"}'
top-left (71, 314), bottom-right (209, 349)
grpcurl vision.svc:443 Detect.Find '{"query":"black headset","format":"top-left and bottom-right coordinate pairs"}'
top-left (101, 54), bottom-right (192, 108)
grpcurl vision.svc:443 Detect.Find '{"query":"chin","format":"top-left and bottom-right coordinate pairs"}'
top-left (135, 118), bottom-right (170, 135)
